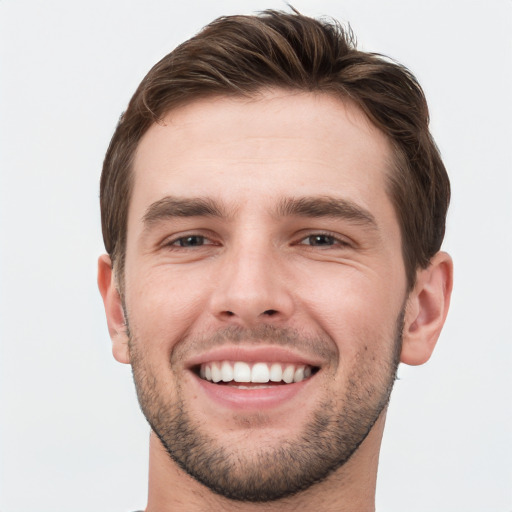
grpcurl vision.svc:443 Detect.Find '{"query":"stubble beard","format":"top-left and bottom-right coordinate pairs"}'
top-left (128, 314), bottom-right (404, 503)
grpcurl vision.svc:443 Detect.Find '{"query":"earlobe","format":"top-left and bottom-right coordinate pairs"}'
top-left (97, 254), bottom-right (131, 364)
top-left (401, 251), bottom-right (453, 366)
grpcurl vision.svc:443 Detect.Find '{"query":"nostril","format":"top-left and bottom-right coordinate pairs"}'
top-left (263, 309), bottom-right (278, 316)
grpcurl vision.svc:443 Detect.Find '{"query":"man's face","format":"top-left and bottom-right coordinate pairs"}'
top-left (121, 91), bottom-right (408, 501)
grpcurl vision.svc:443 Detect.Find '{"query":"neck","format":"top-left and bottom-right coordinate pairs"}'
top-left (145, 412), bottom-right (386, 512)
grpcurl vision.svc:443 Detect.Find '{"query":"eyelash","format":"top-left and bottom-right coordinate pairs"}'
top-left (297, 232), bottom-right (351, 248)
top-left (163, 234), bottom-right (215, 249)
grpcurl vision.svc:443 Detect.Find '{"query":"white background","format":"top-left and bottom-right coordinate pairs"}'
top-left (1, 1), bottom-right (511, 511)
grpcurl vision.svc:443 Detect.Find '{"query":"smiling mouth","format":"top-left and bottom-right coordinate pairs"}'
top-left (196, 361), bottom-right (319, 387)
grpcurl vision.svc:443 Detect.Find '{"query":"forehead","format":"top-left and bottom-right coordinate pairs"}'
top-left (129, 90), bottom-right (395, 225)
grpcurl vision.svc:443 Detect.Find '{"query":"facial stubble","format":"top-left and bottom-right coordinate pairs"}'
top-left (128, 315), bottom-right (404, 503)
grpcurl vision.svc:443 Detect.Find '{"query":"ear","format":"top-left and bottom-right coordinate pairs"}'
top-left (97, 254), bottom-right (131, 364)
top-left (401, 251), bottom-right (453, 366)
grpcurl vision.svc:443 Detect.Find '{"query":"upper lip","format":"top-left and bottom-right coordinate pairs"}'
top-left (185, 345), bottom-right (325, 370)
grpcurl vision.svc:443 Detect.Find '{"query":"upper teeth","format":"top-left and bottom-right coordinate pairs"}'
top-left (199, 361), bottom-right (313, 384)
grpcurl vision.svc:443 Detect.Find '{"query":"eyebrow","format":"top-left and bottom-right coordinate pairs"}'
top-left (276, 196), bottom-right (378, 229)
top-left (142, 196), bottom-right (227, 227)
top-left (142, 194), bottom-right (378, 230)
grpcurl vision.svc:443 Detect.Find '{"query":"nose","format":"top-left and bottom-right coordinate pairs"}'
top-left (209, 241), bottom-right (295, 326)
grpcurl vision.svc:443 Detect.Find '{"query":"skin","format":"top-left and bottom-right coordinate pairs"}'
top-left (98, 90), bottom-right (453, 511)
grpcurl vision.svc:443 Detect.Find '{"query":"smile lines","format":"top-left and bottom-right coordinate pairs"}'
top-left (199, 361), bottom-right (314, 384)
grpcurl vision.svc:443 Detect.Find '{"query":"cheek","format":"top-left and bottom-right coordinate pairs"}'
top-left (125, 265), bottom-right (211, 353)
top-left (298, 265), bottom-right (403, 353)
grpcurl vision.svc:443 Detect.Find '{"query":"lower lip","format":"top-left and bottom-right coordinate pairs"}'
top-left (192, 373), bottom-right (312, 411)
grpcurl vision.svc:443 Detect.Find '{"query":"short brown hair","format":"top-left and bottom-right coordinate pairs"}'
top-left (100, 9), bottom-right (449, 290)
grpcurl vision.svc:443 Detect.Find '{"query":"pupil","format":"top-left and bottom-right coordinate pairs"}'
top-left (311, 235), bottom-right (333, 245)
top-left (181, 236), bottom-right (203, 247)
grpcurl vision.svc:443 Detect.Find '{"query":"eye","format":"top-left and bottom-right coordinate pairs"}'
top-left (301, 234), bottom-right (344, 247)
top-left (159, 229), bottom-right (221, 253)
top-left (170, 235), bottom-right (209, 247)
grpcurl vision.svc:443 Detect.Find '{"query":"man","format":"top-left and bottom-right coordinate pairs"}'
top-left (98, 9), bottom-right (453, 511)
